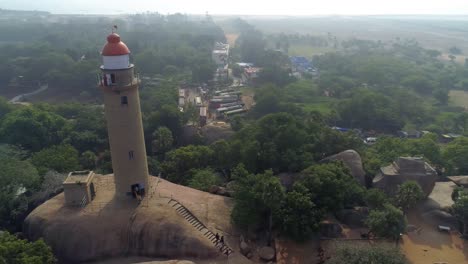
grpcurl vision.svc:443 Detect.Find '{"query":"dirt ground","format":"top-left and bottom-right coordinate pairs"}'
top-left (225, 34), bottom-right (239, 46)
top-left (402, 212), bottom-right (468, 264)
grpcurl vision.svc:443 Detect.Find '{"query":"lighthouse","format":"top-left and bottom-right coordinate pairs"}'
top-left (99, 32), bottom-right (149, 198)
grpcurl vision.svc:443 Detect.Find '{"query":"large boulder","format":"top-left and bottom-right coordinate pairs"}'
top-left (448, 176), bottom-right (468, 188)
top-left (240, 241), bottom-right (251, 256)
top-left (320, 215), bottom-right (343, 238)
top-left (335, 207), bottom-right (369, 228)
top-left (321, 150), bottom-right (366, 186)
top-left (259, 246), bottom-right (275, 261)
top-left (373, 157), bottom-right (438, 197)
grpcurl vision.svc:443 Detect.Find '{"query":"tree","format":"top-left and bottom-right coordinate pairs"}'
top-left (0, 158), bottom-right (39, 230)
top-left (449, 54), bottom-right (456, 62)
top-left (394, 181), bottom-right (424, 213)
top-left (31, 144), bottom-right (80, 175)
top-left (188, 168), bottom-right (220, 191)
top-left (161, 145), bottom-right (214, 184)
top-left (434, 89), bottom-right (449, 105)
top-left (299, 162), bottom-right (365, 212)
top-left (443, 137), bottom-right (468, 175)
top-left (151, 126), bottom-right (173, 155)
top-left (449, 46), bottom-right (462, 55)
top-left (365, 188), bottom-right (389, 210)
top-left (79, 151), bottom-right (96, 170)
top-left (192, 59), bottom-right (216, 83)
top-left (274, 183), bottom-right (323, 241)
top-left (366, 203), bottom-right (406, 241)
top-left (452, 186), bottom-right (468, 202)
top-left (337, 90), bottom-right (403, 133)
top-left (0, 96), bottom-right (12, 119)
top-left (0, 107), bottom-right (69, 152)
top-left (232, 170), bottom-right (285, 230)
top-left (453, 194), bottom-right (468, 237)
top-left (146, 105), bottom-right (183, 137)
top-left (0, 231), bottom-right (56, 264)
top-left (327, 243), bottom-right (408, 264)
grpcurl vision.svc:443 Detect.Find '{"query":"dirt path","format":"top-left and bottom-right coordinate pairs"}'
top-left (9, 84), bottom-right (48, 103)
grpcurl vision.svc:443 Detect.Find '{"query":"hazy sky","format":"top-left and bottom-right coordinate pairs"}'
top-left (1, 0), bottom-right (468, 15)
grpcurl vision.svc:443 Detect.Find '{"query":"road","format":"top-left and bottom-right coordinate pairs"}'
top-left (9, 84), bottom-right (48, 103)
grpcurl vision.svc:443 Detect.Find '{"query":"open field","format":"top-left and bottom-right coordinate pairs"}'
top-left (449, 90), bottom-right (468, 109)
top-left (288, 44), bottom-right (335, 58)
top-left (296, 97), bottom-right (337, 114)
top-left (218, 15), bottom-right (468, 54)
top-left (440, 53), bottom-right (467, 64)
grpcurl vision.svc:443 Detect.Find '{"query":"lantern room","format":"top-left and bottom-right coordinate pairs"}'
top-left (101, 33), bottom-right (131, 70)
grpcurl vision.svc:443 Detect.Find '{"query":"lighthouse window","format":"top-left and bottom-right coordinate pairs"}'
top-left (121, 96), bottom-right (128, 105)
top-left (104, 73), bottom-right (116, 86)
top-left (128, 151), bottom-right (134, 160)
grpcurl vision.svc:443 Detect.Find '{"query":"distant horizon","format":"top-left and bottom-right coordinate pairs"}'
top-left (2, 0), bottom-right (468, 17)
top-left (3, 8), bottom-right (468, 18)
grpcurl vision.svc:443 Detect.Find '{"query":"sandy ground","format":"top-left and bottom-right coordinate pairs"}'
top-left (428, 181), bottom-right (457, 209)
top-left (400, 208), bottom-right (468, 264)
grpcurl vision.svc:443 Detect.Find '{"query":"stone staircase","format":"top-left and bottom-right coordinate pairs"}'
top-left (168, 198), bottom-right (233, 256)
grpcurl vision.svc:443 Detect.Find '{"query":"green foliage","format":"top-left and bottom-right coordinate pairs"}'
top-left (0, 158), bottom-right (39, 229)
top-left (453, 195), bottom-right (468, 236)
top-left (230, 112), bottom-right (340, 173)
top-left (145, 105), bottom-right (183, 138)
top-left (210, 140), bottom-right (235, 171)
top-left (79, 151), bottom-right (96, 170)
top-left (452, 186), bottom-right (468, 202)
top-left (161, 145), bottom-right (214, 184)
top-left (443, 137), bottom-right (468, 175)
top-left (366, 203), bottom-right (406, 241)
top-left (365, 188), bottom-right (389, 210)
top-left (274, 183), bottom-right (323, 241)
top-left (363, 135), bottom-right (441, 177)
top-left (188, 168), bottom-right (221, 192)
top-left (434, 89), bottom-right (449, 105)
top-left (327, 243), bottom-right (408, 264)
top-left (394, 181), bottom-right (424, 212)
top-left (0, 232), bottom-right (56, 264)
top-left (31, 144), bottom-right (80, 175)
top-left (232, 170), bottom-right (285, 229)
top-left (151, 126), bottom-right (174, 155)
top-left (0, 107), bottom-right (69, 152)
top-left (0, 97), bottom-right (12, 120)
top-left (299, 162), bottom-right (365, 212)
top-left (337, 90), bottom-right (403, 132)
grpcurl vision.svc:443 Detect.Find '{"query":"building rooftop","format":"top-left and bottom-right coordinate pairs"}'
top-left (64, 171), bottom-right (95, 185)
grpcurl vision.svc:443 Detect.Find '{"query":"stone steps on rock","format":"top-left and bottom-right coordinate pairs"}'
top-left (168, 198), bottom-right (234, 256)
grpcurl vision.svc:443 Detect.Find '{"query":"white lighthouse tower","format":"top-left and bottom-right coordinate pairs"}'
top-left (99, 32), bottom-right (149, 198)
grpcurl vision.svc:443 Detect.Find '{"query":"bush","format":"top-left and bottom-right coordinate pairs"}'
top-left (0, 232), bottom-right (56, 264)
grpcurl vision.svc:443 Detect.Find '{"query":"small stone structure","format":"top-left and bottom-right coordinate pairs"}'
top-left (373, 157), bottom-right (437, 196)
top-left (63, 170), bottom-right (95, 206)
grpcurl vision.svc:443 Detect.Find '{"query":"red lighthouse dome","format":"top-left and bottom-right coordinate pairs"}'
top-left (101, 33), bottom-right (130, 56)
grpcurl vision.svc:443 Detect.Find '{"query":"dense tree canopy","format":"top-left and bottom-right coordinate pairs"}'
top-left (366, 203), bottom-right (406, 241)
top-left (0, 232), bottom-right (56, 264)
